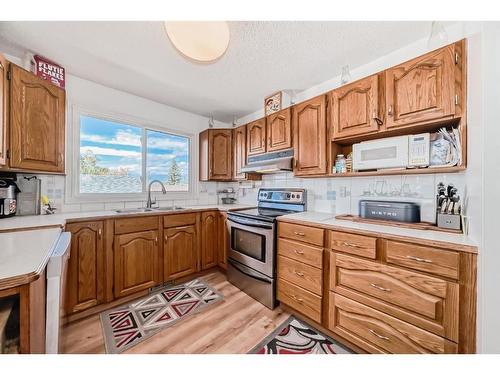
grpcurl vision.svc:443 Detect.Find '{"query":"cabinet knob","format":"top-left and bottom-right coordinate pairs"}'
top-left (387, 105), bottom-right (393, 116)
top-left (98, 228), bottom-right (102, 239)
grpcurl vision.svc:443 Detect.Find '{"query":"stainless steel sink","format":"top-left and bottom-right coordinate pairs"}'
top-left (115, 206), bottom-right (185, 214)
top-left (114, 208), bottom-right (155, 213)
top-left (151, 206), bottom-right (185, 212)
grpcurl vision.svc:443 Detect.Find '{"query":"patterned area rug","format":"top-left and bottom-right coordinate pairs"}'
top-left (250, 316), bottom-right (353, 354)
top-left (100, 278), bottom-right (223, 353)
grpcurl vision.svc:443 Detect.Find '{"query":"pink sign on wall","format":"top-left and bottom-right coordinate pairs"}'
top-left (32, 55), bottom-right (65, 89)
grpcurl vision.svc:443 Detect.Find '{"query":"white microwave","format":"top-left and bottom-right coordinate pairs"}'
top-left (352, 134), bottom-right (430, 171)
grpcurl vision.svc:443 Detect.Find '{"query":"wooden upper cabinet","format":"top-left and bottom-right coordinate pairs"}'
top-left (386, 44), bottom-right (457, 129)
top-left (9, 64), bottom-right (65, 173)
top-left (65, 221), bottom-right (105, 315)
top-left (266, 108), bottom-right (292, 152)
top-left (201, 211), bottom-right (218, 270)
top-left (233, 125), bottom-right (247, 180)
top-left (331, 74), bottom-right (383, 139)
top-left (247, 118), bottom-right (266, 156)
top-left (292, 95), bottom-right (328, 176)
top-left (164, 224), bottom-right (198, 280)
top-left (0, 54), bottom-right (7, 166)
top-left (199, 128), bottom-right (232, 181)
top-left (114, 229), bottom-right (160, 298)
top-left (209, 129), bottom-right (232, 180)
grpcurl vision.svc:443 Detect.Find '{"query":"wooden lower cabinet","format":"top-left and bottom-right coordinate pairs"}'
top-left (278, 278), bottom-right (322, 323)
top-left (276, 220), bottom-right (477, 354)
top-left (201, 211), bottom-right (218, 270)
top-left (328, 293), bottom-right (457, 354)
top-left (218, 212), bottom-right (229, 269)
top-left (65, 221), bottom-right (105, 314)
top-left (164, 225), bottom-right (197, 280)
top-left (114, 230), bottom-right (160, 298)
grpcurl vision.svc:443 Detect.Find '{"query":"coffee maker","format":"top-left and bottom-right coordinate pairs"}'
top-left (0, 178), bottom-right (20, 218)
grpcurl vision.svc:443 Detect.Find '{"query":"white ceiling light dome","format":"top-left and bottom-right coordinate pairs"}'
top-left (164, 21), bottom-right (230, 63)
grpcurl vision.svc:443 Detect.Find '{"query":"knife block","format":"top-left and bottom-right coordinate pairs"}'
top-left (437, 213), bottom-right (462, 231)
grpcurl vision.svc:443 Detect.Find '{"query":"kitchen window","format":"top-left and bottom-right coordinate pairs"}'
top-left (76, 113), bottom-right (191, 197)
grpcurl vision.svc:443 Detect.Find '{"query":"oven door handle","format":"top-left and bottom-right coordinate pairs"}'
top-left (228, 258), bottom-right (272, 284)
top-left (227, 215), bottom-right (273, 229)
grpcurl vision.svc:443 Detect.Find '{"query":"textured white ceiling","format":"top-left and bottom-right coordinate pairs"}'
top-left (0, 21), bottom-right (434, 122)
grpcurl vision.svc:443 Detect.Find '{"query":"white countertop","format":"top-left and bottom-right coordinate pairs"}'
top-left (0, 204), bottom-right (254, 288)
top-left (0, 204), bottom-right (254, 232)
top-left (280, 211), bottom-right (478, 250)
top-left (0, 227), bottom-right (62, 288)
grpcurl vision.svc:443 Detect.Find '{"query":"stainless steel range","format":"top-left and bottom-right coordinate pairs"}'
top-left (227, 188), bottom-right (307, 309)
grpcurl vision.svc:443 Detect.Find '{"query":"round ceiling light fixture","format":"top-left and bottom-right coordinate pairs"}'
top-left (164, 21), bottom-right (230, 63)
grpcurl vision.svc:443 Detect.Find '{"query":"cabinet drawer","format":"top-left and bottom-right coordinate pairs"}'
top-left (385, 240), bottom-right (459, 280)
top-left (329, 293), bottom-right (457, 354)
top-left (164, 213), bottom-right (197, 228)
top-left (277, 278), bottom-right (322, 323)
top-left (278, 255), bottom-right (322, 295)
top-left (115, 216), bottom-right (159, 234)
top-left (278, 238), bottom-right (323, 268)
top-left (330, 253), bottom-right (458, 340)
top-left (279, 222), bottom-right (324, 246)
top-left (330, 231), bottom-right (377, 259)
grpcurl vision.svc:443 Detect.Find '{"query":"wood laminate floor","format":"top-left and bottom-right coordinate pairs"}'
top-left (60, 271), bottom-right (290, 354)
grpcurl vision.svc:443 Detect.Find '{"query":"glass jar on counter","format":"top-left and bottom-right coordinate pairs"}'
top-left (335, 154), bottom-right (347, 174)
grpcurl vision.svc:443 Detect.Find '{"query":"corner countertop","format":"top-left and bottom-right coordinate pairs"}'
top-left (0, 227), bottom-right (62, 290)
top-left (0, 204), bottom-right (253, 290)
top-left (278, 211), bottom-right (478, 253)
top-left (0, 204), bottom-right (254, 233)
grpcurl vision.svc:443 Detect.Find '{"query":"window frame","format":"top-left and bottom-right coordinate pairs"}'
top-left (66, 104), bottom-right (196, 204)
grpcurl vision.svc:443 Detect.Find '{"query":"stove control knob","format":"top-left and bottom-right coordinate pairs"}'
top-left (286, 193), bottom-right (291, 199)
top-left (291, 194), bottom-right (295, 198)
top-left (267, 193), bottom-right (273, 198)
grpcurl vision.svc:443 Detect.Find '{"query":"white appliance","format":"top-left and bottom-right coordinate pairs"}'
top-left (353, 133), bottom-right (430, 171)
top-left (45, 231), bottom-right (71, 354)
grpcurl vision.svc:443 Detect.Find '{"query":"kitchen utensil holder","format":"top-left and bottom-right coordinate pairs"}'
top-left (437, 213), bottom-right (462, 231)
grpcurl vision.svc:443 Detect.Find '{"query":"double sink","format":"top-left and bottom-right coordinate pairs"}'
top-left (114, 206), bottom-right (185, 214)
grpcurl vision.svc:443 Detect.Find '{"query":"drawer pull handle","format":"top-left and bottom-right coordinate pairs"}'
top-left (370, 283), bottom-right (391, 292)
top-left (342, 241), bottom-right (361, 248)
top-left (406, 255), bottom-right (433, 263)
top-left (369, 329), bottom-right (390, 341)
top-left (293, 231), bottom-right (305, 236)
top-left (294, 271), bottom-right (305, 277)
top-left (294, 250), bottom-right (305, 255)
top-left (291, 295), bottom-right (304, 303)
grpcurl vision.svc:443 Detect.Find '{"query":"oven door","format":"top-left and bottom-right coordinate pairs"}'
top-left (227, 215), bottom-right (274, 277)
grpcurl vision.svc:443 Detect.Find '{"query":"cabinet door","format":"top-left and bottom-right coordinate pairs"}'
top-left (331, 75), bottom-right (382, 139)
top-left (114, 230), bottom-right (160, 298)
top-left (164, 225), bottom-right (197, 280)
top-left (65, 221), bottom-right (105, 314)
top-left (217, 212), bottom-right (229, 269)
top-left (233, 125), bottom-right (247, 180)
top-left (292, 95), bottom-right (328, 176)
top-left (247, 118), bottom-right (266, 155)
top-left (386, 44), bottom-right (455, 129)
top-left (209, 129), bottom-right (232, 180)
top-left (201, 211), bottom-right (218, 270)
top-left (9, 64), bottom-right (65, 172)
top-left (0, 54), bottom-right (7, 166)
top-left (267, 108), bottom-right (292, 152)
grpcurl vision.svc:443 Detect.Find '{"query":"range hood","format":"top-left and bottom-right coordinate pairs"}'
top-left (240, 149), bottom-right (294, 174)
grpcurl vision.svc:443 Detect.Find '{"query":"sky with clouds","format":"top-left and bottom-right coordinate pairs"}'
top-left (80, 116), bottom-right (189, 186)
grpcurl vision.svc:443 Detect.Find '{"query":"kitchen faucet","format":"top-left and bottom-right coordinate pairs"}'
top-left (146, 180), bottom-right (167, 208)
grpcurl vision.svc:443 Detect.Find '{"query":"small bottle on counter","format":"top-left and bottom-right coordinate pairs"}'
top-left (335, 154), bottom-right (347, 174)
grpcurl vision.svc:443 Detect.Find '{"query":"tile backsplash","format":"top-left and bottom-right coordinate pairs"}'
top-left (17, 173), bottom-right (221, 214)
top-left (17, 171), bottom-right (466, 223)
top-left (234, 171), bottom-right (467, 224)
